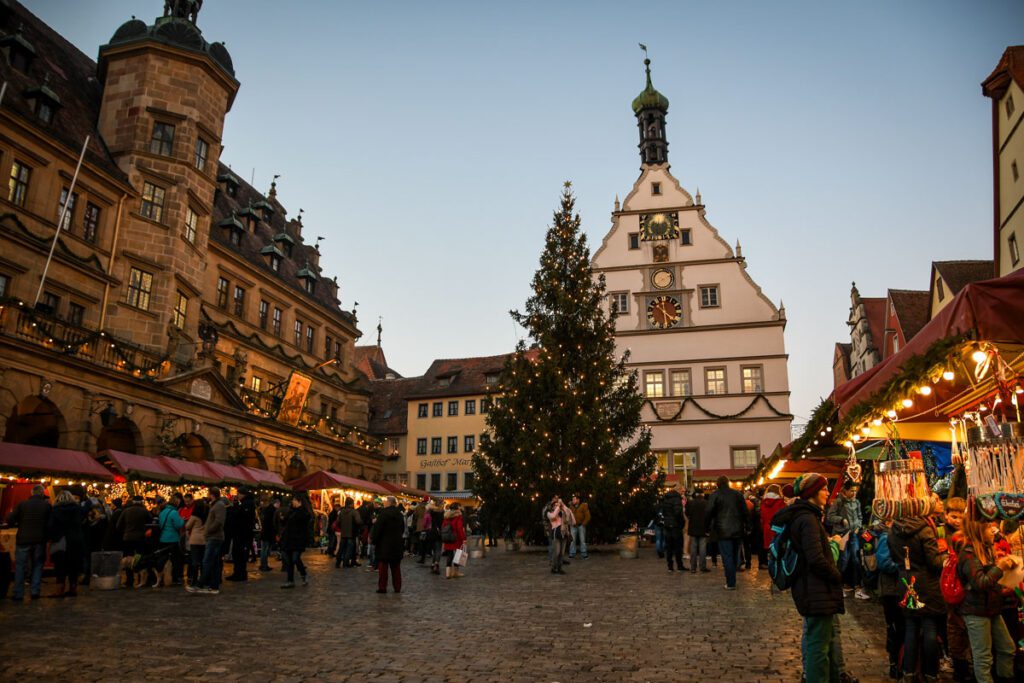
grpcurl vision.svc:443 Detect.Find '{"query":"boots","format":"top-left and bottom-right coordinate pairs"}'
top-left (445, 566), bottom-right (452, 579)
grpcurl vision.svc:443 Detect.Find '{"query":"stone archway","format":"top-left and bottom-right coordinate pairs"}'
top-left (179, 433), bottom-right (213, 462)
top-left (283, 455), bottom-right (307, 481)
top-left (4, 395), bottom-right (66, 447)
top-left (97, 417), bottom-right (142, 454)
top-left (239, 448), bottom-right (267, 470)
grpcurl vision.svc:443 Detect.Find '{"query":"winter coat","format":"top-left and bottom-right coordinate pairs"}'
top-left (572, 502), bottom-right (591, 527)
top-left (117, 501), bottom-right (152, 543)
top-left (281, 505), bottom-right (311, 552)
top-left (103, 508), bottom-right (123, 550)
top-left (956, 541), bottom-right (1006, 617)
top-left (157, 505), bottom-right (184, 544)
top-left (84, 510), bottom-right (107, 551)
top-left (888, 517), bottom-right (946, 616)
top-left (826, 495), bottom-right (863, 534)
top-left (49, 501), bottom-right (86, 554)
top-left (6, 493), bottom-right (51, 545)
top-left (426, 508), bottom-right (444, 542)
top-left (370, 505), bottom-right (406, 561)
top-left (684, 497), bottom-right (708, 537)
top-left (204, 498), bottom-right (228, 541)
top-left (337, 506), bottom-right (360, 538)
top-left (185, 515), bottom-right (206, 547)
top-left (706, 486), bottom-right (746, 540)
top-left (412, 503), bottom-right (427, 531)
top-left (235, 496), bottom-right (257, 541)
top-left (659, 490), bottom-right (685, 533)
top-left (260, 505), bottom-right (279, 542)
top-left (442, 511), bottom-right (466, 552)
top-left (775, 499), bottom-right (845, 618)
top-left (759, 495), bottom-right (786, 549)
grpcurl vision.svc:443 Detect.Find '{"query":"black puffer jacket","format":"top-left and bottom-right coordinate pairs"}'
top-left (706, 486), bottom-right (746, 540)
top-left (685, 496), bottom-right (708, 537)
top-left (49, 502), bottom-right (86, 554)
top-left (370, 506), bottom-right (406, 562)
top-left (774, 499), bottom-right (844, 617)
top-left (888, 517), bottom-right (945, 616)
top-left (281, 505), bottom-right (311, 552)
top-left (659, 490), bottom-right (685, 532)
top-left (956, 541), bottom-right (1005, 617)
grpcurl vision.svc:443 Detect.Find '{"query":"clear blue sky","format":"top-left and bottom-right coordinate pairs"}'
top-left (28, 0), bottom-right (1024, 425)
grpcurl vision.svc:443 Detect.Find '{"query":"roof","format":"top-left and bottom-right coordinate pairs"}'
top-left (631, 59), bottom-right (669, 114)
top-left (862, 298), bottom-right (887, 354)
top-left (0, 1), bottom-right (128, 184)
top-left (982, 45), bottom-right (1024, 99)
top-left (367, 376), bottom-right (422, 435)
top-left (887, 289), bottom-right (930, 342)
top-left (354, 345), bottom-right (400, 381)
top-left (406, 353), bottom-right (515, 400)
top-left (0, 443), bottom-right (114, 481)
top-left (933, 260), bottom-right (996, 297)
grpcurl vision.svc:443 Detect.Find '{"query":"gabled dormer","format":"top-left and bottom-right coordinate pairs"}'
top-left (24, 73), bottom-right (60, 125)
top-left (260, 244), bottom-right (283, 272)
top-left (253, 199), bottom-right (274, 223)
top-left (1, 23), bottom-right (36, 72)
top-left (218, 212), bottom-right (244, 246)
top-left (217, 169), bottom-right (239, 197)
top-left (273, 231), bottom-right (295, 258)
top-left (237, 203), bottom-right (259, 232)
top-left (296, 263), bottom-right (317, 295)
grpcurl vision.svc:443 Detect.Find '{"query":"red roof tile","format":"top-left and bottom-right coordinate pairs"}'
top-left (982, 45), bottom-right (1024, 99)
top-left (934, 260), bottom-right (996, 296)
top-left (887, 289), bottom-right (930, 342)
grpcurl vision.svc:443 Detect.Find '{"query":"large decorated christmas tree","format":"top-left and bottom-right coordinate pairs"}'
top-left (472, 183), bottom-right (658, 542)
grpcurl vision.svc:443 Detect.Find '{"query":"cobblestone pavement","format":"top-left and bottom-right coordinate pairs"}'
top-left (2, 546), bottom-right (933, 682)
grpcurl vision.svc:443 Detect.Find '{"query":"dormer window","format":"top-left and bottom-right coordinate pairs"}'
top-left (484, 373), bottom-right (499, 386)
top-left (270, 254), bottom-right (281, 272)
top-left (261, 244), bottom-right (284, 272)
top-left (297, 264), bottom-right (317, 295)
top-left (1, 27), bottom-right (36, 73)
top-left (238, 205), bottom-right (259, 232)
top-left (273, 232), bottom-right (295, 258)
top-left (304, 279), bottom-right (315, 294)
top-left (217, 171), bottom-right (240, 197)
top-left (24, 75), bottom-right (61, 126)
top-left (254, 200), bottom-right (274, 222)
top-left (37, 99), bottom-right (54, 124)
top-left (218, 213), bottom-right (244, 246)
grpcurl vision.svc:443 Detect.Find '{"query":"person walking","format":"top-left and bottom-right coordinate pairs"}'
top-left (326, 499), bottom-right (342, 557)
top-left (334, 497), bottom-right (360, 569)
top-left (154, 495), bottom-right (185, 587)
top-left (280, 496), bottom-right (311, 588)
top-left (6, 484), bottom-right (51, 601)
top-left (705, 476), bottom-right (747, 589)
top-left (442, 503), bottom-right (467, 579)
top-left (426, 500), bottom-right (444, 574)
top-left (184, 500), bottom-right (207, 591)
top-left (685, 490), bottom-right (709, 573)
top-left (228, 488), bottom-right (256, 582)
top-left (117, 494), bottom-right (152, 588)
top-left (774, 473), bottom-right (845, 682)
top-left (47, 489), bottom-right (85, 598)
top-left (760, 484), bottom-right (787, 556)
top-left (258, 498), bottom-right (281, 572)
top-left (569, 494), bottom-right (591, 560)
top-left (660, 485), bottom-right (685, 572)
top-left (197, 488), bottom-right (227, 594)
top-left (371, 496), bottom-right (405, 593)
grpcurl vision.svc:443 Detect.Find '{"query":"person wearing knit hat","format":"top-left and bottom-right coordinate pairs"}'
top-left (771, 472), bottom-right (847, 682)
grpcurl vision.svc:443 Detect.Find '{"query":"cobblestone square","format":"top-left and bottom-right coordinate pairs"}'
top-left (2, 546), bottom-right (901, 682)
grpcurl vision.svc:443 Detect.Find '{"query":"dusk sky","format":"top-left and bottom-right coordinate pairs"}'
top-left (29, 0), bottom-right (1024, 426)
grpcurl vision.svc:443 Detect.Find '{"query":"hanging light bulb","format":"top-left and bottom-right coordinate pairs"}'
top-left (972, 349), bottom-right (987, 364)
top-left (902, 398), bottom-right (914, 408)
top-left (861, 426), bottom-right (871, 436)
top-left (942, 370), bottom-right (955, 381)
top-left (872, 418), bottom-right (883, 427)
top-left (886, 410), bottom-right (898, 419)
top-left (979, 403), bottom-right (989, 412)
top-left (852, 434), bottom-right (862, 443)
top-left (919, 385), bottom-right (932, 396)
top-left (843, 440), bottom-right (854, 448)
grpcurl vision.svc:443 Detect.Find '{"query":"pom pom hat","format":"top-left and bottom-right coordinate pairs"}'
top-left (791, 473), bottom-right (828, 500)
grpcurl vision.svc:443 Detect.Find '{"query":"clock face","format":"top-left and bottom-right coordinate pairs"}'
top-left (647, 296), bottom-right (682, 329)
top-left (651, 268), bottom-right (674, 289)
top-left (639, 212), bottom-right (680, 241)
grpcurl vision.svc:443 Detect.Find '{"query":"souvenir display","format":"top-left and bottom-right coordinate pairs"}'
top-left (966, 420), bottom-right (1024, 520)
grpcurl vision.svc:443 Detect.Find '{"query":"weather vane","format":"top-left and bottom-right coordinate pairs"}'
top-left (639, 43), bottom-right (648, 59)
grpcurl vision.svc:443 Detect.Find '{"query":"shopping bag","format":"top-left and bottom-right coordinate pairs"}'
top-left (453, 547), bottom-right (465, 566)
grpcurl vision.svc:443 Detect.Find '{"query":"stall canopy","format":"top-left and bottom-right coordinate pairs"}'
top-left (835, 270), bottom-right (1024, 417)
top-left (161, 457), bottom-right (220, 486)
top-left (202, 461), bottom-right (258, 487)
top-left (378, 480), bottom-right (433, 500)
top-left (238, 465), bottom-right (290, 492)
top-left (99, 450), bottom-right (179, 483)
top-left (0, 443), bottom-right (114, 481)
top-left (288, 470), bottom-right (390, 495)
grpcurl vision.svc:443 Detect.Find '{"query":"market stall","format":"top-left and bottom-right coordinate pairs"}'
top-left (377, 480), bottom-right (435, 505)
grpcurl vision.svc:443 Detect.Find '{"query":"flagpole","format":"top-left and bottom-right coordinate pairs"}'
top-left (34, 135), bottom-right (90, 307)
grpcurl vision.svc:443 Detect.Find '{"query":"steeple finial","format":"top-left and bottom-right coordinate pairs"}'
top-left (632, 45), bottom-right (669, 167)
top-left (268, 173), bottom-right (280, 199)
top-left (377, 316), bottom-right (383, 346)
top-left (614, 194), bottom-right (620, 212)
top-left (695, 187), bottom-right (702, 205)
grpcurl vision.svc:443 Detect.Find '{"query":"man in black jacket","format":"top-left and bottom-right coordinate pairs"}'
top-left (227, 488), bottom-right (256, 581)
top-left (371, 496), bottom-right (406, 593)
top-left (774, 473), bottom-right (844, 683)
top-left (685, 490), bottom-right (709, 573)
top-left (258, 498), bottom-right (281, 571)
top-left (6, 484), bottom-right (51, 601)
top-left (705, 475), bottom-right (747, 589)
top-left (659, 486), bottom-right (685, 572)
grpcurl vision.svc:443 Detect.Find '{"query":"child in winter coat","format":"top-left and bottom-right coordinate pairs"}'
top-left (943, 498), bottom-right (972, 680)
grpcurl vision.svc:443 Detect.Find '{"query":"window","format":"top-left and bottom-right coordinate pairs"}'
top-left (655, 452), bottom-right (668, 471)
top-left (651, 182), bottom-right (661, 195)
top-left (306, 326), bottom-right (315, 353)
top-left (432, 402), bottom-right (443, 417)
top-left (37, 100), bottom-right (54, 124)
top-left (324, 335), bottom-right (333, 359)
top-left (936, 278), bottom-right (945, 302)
top-left (251, 376), bottom-right (262, 392)
top-left (670, 369), bottom-right (691, 396)
top-left (446, 473), bottom-right (458, 491)
top-left (330, 406), bottom-right (338, 421)
top-left (294, 320), bottom-right (303, 346)
top-left (1013, 160), bottom-right (1019, 182)
top-left (272, 307), bottom-right (282, 336)
top-left (643, 371), bottom-right (664, 398)
top-left (83, 203), bottom-right (100, 243)
top-left (149, 122), bottom-right (175, 156)
top-left (705, 368), bottom-right (726, 395)
top-left (731, 447), bottom-right (760, 469)
top-left (416, 438), bottom-right (427, 455)
top-left (194, 137), bottom-right (209, 171)
top-left (8, 161), bottom-right (30, 206)
top-left (1007, 95), bottom-right (1016, 118)
top-left (126, 267), bottom-right (153, 310)
top-left (42, 292), bottom-right (60, 314)
top-left (57, 188), bottom-right (78, 232)
top-left (258, 300), bottom-right (269, 329)
top-left (610, 292), bottom-right (629, 315)
top-left (216, 277), bottom-right (229, 309)
top-left (431, 438), bottom-right (442, 455)
top-left (68, 302), bottom-right (85, 327)
top-left (628, 233), bottom-right (640, 250)
top-left (430, 473), bottom-right (441, 491)
top-left (0, 274), bottom-right (7, 297)
top-left (140, 182), bottom-right (165, 222)
top-left (333, 341), bottom-right (341, 361)
top-left (1010, 234), bottom-right (1020, 266)
top-left (464, 399), bottom-right (476, 415)
top-left (416, 474), bottom-right (427, 490)
top-left (464, 472), bottom-right (475, 491)
top-left (741, 366), bottom-right (763, 393)
top-left (447, 436), bottom-right (458, 454)
top-left (699, 285), bottom-right (720, 308)
top-left (484, 374), bottom-right (499, 386)
top-left (183, 207), bottom-right (198, 243)
top-left (304, 279), bottom-right (315, 295)
top-left (480, 398), bottom-right (491, 414)
top-left (680, 229), bottom-right (692, 246)
top-left (464, 435), bottom-right (475, 452)
top-left (270, 254), bottom-right (281, 272)
top-left (226, 287), bottom-right (243, 319)
top-left (672, 450), bottom-right (698, 473)
top-left (480, 432), bottom-right (490, 446)
top-left (172, 291), bottom-right (188, 328)
top-left (417, 403), bottom-right (429, 418)
top-left (448, 401), bottom-right (458, 416)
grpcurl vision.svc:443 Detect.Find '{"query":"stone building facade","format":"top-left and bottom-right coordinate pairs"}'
top-left (0, 1), bottom-right (383, 480)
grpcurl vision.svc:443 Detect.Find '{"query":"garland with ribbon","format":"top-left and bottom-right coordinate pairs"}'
top-left (643, 392), bottom-right (791, 422)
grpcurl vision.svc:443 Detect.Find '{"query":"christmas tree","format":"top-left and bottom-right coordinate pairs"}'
top-left (471, 183), bottom-right (658, 543)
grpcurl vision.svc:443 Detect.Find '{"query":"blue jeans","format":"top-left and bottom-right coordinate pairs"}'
top-left (259, 539), bottom-right (273, 569)
top-left (688, 536), bottom-right (707, 571)
top-left (335, 537), bottom-right (356, 567)
top-left (569, 525), bottom-right (587, 558)
top-left (13, 544), bottom-right (45, 599)
top-left (803, 615), bottom-right (841, 682)
top-left (189, 544), bottom-right (205, 586)
top-left (201, 538), bottom-right (224, 590)
top-left (654, 526), bottom-right (664, 555)
top-left (903, 612), bottom-right (940, 677)
top-left (718, 538), bottom-right (741, 587)
top-left (282, 549), bottom-right (305, 583)
top-left (963, 613), bottom-right (1016, 682)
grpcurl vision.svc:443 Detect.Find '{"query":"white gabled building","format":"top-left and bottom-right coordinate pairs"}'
top-left (591, 57), bottom-right (792, 488)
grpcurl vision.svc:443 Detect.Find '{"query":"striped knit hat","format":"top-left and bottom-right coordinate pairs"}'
top-left (791, 473), bottom-right (828, 500)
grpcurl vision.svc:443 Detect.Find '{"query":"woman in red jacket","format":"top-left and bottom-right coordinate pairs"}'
top-left (759, 484), bottom-right (787, 551)
top-left (441, 503), bottom-right (466, 579)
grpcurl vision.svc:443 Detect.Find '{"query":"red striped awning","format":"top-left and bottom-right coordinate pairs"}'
top-left (99, 450), bottom-right (178, 483)
top-left (0, 443), bottom-right (114, 482)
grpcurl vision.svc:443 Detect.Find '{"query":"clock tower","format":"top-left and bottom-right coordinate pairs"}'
top-left (591, 55), bottom-right (792, 488)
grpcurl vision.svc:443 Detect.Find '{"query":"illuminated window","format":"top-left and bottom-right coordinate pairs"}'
top-left (126, 267), bottom-right (153, 311)
top-left (644, 371), bottom-right (664, 398)
top-left (83, 203), bottom-right (100, 243)
top-left (705, 368), bottom-right (726, 395)
top-left (216, 277), bottom-right (229, 309)
top-left (140, 182), bottom-right (165, 222)
top-left (184, 208), bottom-right (198, 243)
top-left (8, 161), bottom-right (31, 206)
top-left (741, 366), bottom-right (763, 393)
top-left (194, 137), bottom-right (209, 171)
top-left (670, 369), bottom-right (691, 396)
top-left (172, 291), bottom-right (188, 328)
top-left (731, 447), bottom-right (759, 468)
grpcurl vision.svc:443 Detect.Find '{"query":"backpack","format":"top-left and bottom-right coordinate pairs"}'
top-left (441, 520), bottom-right (455, 543)
top-left (940, 547), bottom-right (966, 605)
top-left (875, 531), bottom-right (900, 576)
top-left (767, 521), bottom-right (801, 592)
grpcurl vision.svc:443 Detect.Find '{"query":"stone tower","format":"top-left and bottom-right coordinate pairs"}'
top-left (96, 1), bottom-right (239, 352)
top-left (632, 58), bottom-right (670, 167)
